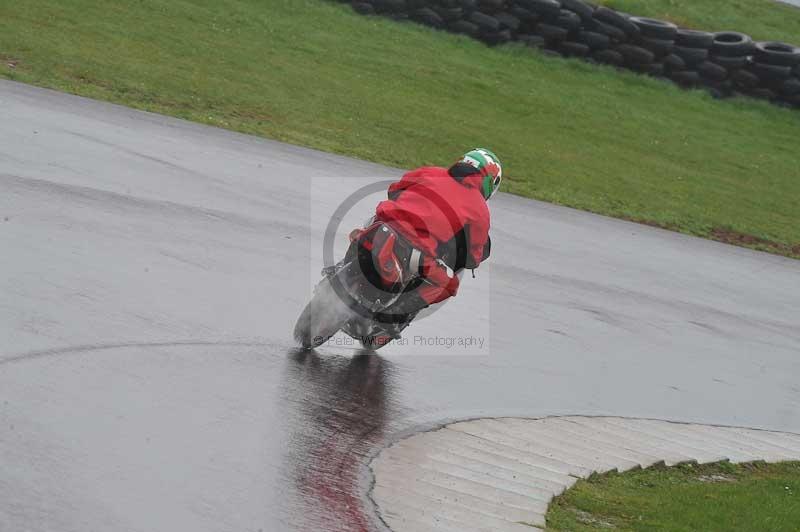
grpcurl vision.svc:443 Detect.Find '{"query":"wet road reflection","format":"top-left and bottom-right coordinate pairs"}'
top-left (280, 350), bottom-right (400, 531)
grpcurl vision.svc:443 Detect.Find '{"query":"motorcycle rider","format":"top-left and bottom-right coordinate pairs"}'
top-left (373, 148), bottom-right (502, 321)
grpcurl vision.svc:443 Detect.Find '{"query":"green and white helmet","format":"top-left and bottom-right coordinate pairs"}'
top-left (459, 148), bottom-right (503, 200)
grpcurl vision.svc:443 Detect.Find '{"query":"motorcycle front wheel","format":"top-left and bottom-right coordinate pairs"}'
top-left (293, 273), bottom-right (354, 349)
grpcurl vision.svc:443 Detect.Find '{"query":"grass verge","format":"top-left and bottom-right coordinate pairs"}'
top-left (599, 0), bottom-right (800, 44)
top-left (546, 461), bottom-right (800, 531)
top-left (1, 0), bottom-right (799, 257)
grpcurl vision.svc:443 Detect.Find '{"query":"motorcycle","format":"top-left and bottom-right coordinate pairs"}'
top-left (293, 220), bottom-right (436, 351)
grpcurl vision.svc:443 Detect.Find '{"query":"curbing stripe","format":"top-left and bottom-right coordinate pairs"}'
top-left (718, 426), bottom-right (800, 456)
top-left (380, 452), bottom-right (556, 502)
top-left (565, 417), bottom-right (694, 465)
top-left (370, 416), bottom-right (800, 532)
top-left (377, 499), bottom-right (481, 532)
top-left (399, 432), bottom-right (575, 487)
top-left (593, 417), bottom-right (728, 463)
top-left (568, 417), bottom-right (698, 465)
top-left (626, 418), bottom-right (757, 463)
top-left (375, 472), bottom-right (548, 522)
top-left (374, 460), bottom-right (555, 512)
top-left (483, 418), bottom-right (638, 472)
top-left (638, 419), bottom-right (781, 462)
top-left (450, 421), bottom-right (603, 475)
top-left (396, 437), bottom-right (570, 494)
top-left (374, 484), bottom-right (545, 531)
top-left (499, 418), bottom-right (645, 471)
top-left (538, 417), bottom-right (666, 467)
top-left (440, 427), bottom-right (592, 477)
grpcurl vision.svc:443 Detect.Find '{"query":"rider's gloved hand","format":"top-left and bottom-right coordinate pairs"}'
top-left (419, 257), bottom-right (460, 305)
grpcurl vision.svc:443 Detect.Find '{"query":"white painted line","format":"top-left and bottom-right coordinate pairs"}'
top-left (370, 417), bottom-right (800, 532)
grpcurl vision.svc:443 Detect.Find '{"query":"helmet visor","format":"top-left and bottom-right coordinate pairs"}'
top-left (483, 173), bottom-right (502, 200)
top-left (488, 174), bottom-right (501, 199)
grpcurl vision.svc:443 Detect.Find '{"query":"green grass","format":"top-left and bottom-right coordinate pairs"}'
top-left (546, 461), bottom-right (800, 531)
top-left (600, 0), bottom-right (800, 44)
top-left (1, 0), bottom-right (799, 257)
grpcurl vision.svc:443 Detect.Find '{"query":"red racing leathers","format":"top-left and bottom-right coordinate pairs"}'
top-left (374, 166), bottom-right (490, 305)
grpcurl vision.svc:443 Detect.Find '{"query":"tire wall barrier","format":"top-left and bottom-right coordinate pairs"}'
top-left (340, 0), bottom-right (800, 110)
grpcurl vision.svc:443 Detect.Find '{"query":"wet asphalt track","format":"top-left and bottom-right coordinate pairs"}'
top-left (1, 79), bottom-right (799, 532)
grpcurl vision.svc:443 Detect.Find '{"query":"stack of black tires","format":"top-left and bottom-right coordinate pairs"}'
top-left (343, 0), bottom-right (800, 109)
